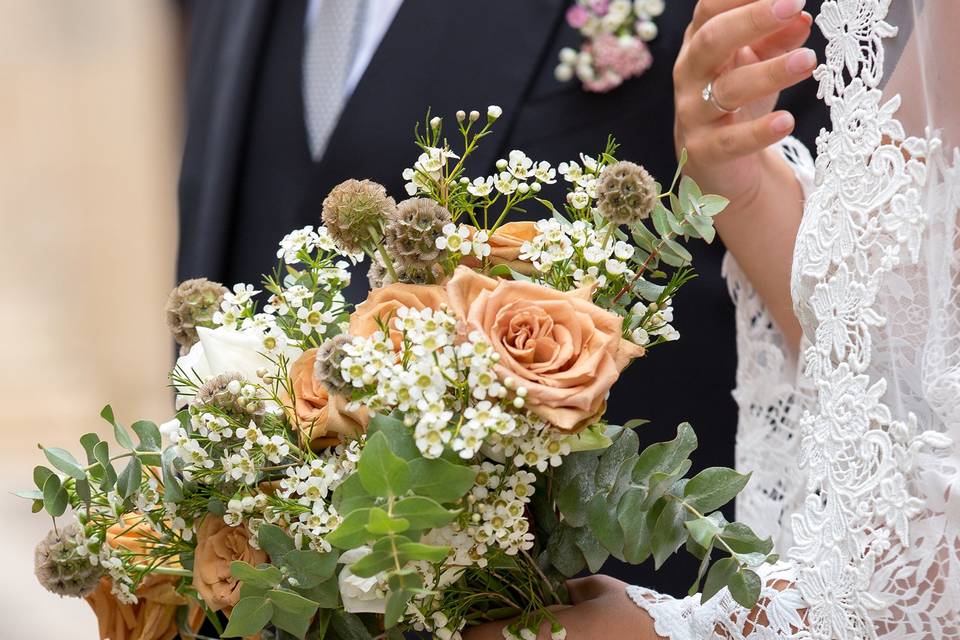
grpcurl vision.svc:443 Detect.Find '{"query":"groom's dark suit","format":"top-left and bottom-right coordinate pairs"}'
top-left (178, 0), bottom-right (827, 596)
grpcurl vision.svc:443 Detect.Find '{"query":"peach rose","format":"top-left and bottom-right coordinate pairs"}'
top-left (349, 283), bottom-right (449, 349)
top-left (86, 575), bottom-right (205, 640)
top-left (192, 515), bottom-right (268, 613)
top-left (463, 222), bottom-right (538, 275)
top-left (281, 349), bottom-right (369, 448)
top-left (446, 266), bottom-right (644, 432)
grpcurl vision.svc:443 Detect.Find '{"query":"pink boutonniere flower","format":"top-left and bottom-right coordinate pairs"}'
top-left (556, 0), bottom-right (665, 93)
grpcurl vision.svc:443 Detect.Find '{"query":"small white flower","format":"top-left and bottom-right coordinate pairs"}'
top-left (487, 105), bottom-right (503, 120)
top-left (435, 223), bottom-right (472, 255)
top-left (493, 171), bottom-right (518, 195)
top-left (567, 190), bottom-right (590, 210)
top-left (467, 176), bottom-right (495, 198)
top-left (506, 150), bottom-right (533, 180)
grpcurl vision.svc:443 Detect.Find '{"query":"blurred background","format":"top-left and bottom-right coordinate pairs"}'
top-left (0, 1), bottom-right (181, 635)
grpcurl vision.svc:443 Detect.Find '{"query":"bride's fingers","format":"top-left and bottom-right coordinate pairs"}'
top-left (684, 0), bottom-right (807, 79)
top-left (750, 12), bottom-right (813, 61)
top-left (710, 48), bottom-right (816, 112)
top-left (689, 0), bottom-right (756, 34)
top-left (566, 575), bottom-right (624, 604)
top-left (691, 111), bottom-right (795, 163)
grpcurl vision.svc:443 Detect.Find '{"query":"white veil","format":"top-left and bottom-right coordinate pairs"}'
top-left (630, 1), bottom-right (960, 638)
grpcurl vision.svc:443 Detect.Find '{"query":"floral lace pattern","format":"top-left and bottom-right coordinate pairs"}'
top-left (630, 0), bottom-right (960, 638)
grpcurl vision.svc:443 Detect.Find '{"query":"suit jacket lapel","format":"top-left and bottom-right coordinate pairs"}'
top-left (180, 0), bottom-right (273, 279)
top-left (305, 0), bottom-right (567, 203)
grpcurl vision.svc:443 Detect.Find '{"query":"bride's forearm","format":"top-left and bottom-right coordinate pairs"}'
top-left (713, 148), bottom-right (804, 350)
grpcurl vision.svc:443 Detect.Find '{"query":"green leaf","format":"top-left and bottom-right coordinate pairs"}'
top-left (684, 514), bottom-right (724, 550)
top-left (651, 206), bottom-right (670, 238)
top-left (662, 237), bottom-right (692, 263)
top-left (280, 550), bottom-right (339, 589)
top-left (572, 525), bottom-right (609, 573)
top-left (718, 522), bottom-right (774, 556)
top-left (231, 561), bottom-right (283, 589)
top-left (545, 523), bottom-right (587, 577)
top-left (634, 423), bottom-right (697, 487)
top-left (79, 433), bottom-right (101, 465)
top-left (33, 465), bottom-right (54, 491)
top-left (701, 557), bottom-right (737, 603)
top-left (586, 493), bottom-right (624, 557)
top-left (326, 509), bottom-right (372, 549)
top-left (564, 425), bottom-right (614, 452)
top-left (408, 457), bottom-right (475, 503)
top-left (385, 588), bottom-right (414, 629)
top-left (651, 499), bottom-right (686, 569)
top-left (329, 611), bottom-right (374, 640)
top-left (684, 467), bottom-right (750, 514)
top-left (93, 440), bottom-right (111, 469)
top-left (161, 447), bottom-right (183, 503)
top-left (42, 474), bottom-right (67, 517)
top-left (14, 489), bottom-right (43, 500)
top-left (333, 474), bottom-right (375, 514)
top-left (131, 420), bottom-right (161, 451)
top-left (221, 596), bottom-right (273, 637)
top-left (728, 568), bottom-right (762, 608)
top-left (116, 456), bottom-right (142, 499)
top-left (75, 478), bottom-right (91, 507)
top-left (268, 589), bottom-right (320, 639)
top-left (555, 456), bottom-right (599, 527)
top-left (100, 405), bottom-right (134, 450)
top-left (698, 194), bottom-right (729, 217)
top-left (618, 488), bottom-right (654, 564)
top-left (366, 414), bottom-right (418, 460)
top-left (678, 175), bottom-right (702, 211)
top-left (43, 447), bottom-right (85, 481)
top-left (349, 550), bottom-right (395, 578)
top-left (365, 507), bottom-right (410, 535)
top-left (258, 523), bottom-right (296, 561)
top-left (392, 496), bottom-right (458, 530)
top-left (397, 542), bottom-right (450, 563)
top-left (297, 575), bottom-right (340, 609)
top-left (357, 432), bottom-right (411, 498)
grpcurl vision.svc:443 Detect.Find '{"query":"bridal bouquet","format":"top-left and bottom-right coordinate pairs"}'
top-left (24, 107), bottom-right (776, 640)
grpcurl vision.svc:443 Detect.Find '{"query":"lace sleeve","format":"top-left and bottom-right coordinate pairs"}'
top-left (626, 562), bottom-right (807, 640)
top-left (623, 138), bottom-right (816, 640)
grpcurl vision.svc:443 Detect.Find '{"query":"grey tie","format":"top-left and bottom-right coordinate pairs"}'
top-left (303, 0), bottom-right (366, 160)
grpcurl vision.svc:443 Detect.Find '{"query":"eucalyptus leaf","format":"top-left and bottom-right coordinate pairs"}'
top-left (392, 496), bottom-right (458, 530)
top-left (33, 465), bottom-right (54, 491)
top-left (728, 568), bottom-right (762, 608)
top-left (651, 499), bottom-right (686, 569)
top-left (231, 561), bottom-right (283, 589)
top-left (329, 610), bottom-right (374, 640)
top-left (42, 473), bottom-right (67, 517)
top-left (684, 467), bottom-right (750, 514)
top-left (100, 405), bottom-right (134, 450)
top-left (280, 550), bottom-right (339, 589)
top-left (258, 523), bottom-right (296, 561)
top-left (221, 596), bottom-right (273, 637)
top-left (326, 509), bottom-right (372, 550)
top-left (408, 457), bottom-right (475, 503)
top-left (718, 522), bottom-right (774, 556)
top-left (365, 507), bottom-right (410, 535)
top-left (131, 421), bottom-right (161, 452)
top-left (333, 474), bottom-right (375, 514)
top-left (357, 432), bottom-right (411, 498)
top-left (365, 414), bottom-right (418, 460)
top-left (397, 542), bottom-right (450, 563)
top-left (116, 456), bottom-right (142, 499)
top-left (701, 557), bottom-right (737, 604)
top-left (43, 447), bottom-right (85, 481)
top-left (385, 589), bottom-right (413, 629)
top-left (268, 589), bottom-right (320, 638)
top-left (79, 433), bottom-right (100, 465)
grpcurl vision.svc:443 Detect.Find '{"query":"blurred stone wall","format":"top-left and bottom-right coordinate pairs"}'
top-left (0, 1), bottom-right (181, 635)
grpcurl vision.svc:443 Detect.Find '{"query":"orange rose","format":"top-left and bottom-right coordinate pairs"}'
top-left (86, 575), bottom-right (205, 640)
top-left (349, 283), bottom-right (449, 349)
top-left (281, 349), bottom-right (369, 448)
top-left (463, 222), bottom-right (538, 275)
top-left (446, 266), bottom-right (644, 432)
top-left (192, 515), bottom-right (268, 613)
top-left (85, 519), bottom-right (203, 640)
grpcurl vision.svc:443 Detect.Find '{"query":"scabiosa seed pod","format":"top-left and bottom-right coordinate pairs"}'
top-left (165, 278), bottom-right (229, 355)
top-left (367, 254), bottom-right (440, 288)
top-left (321, 179), bottom-right (396, 253)
top-left (35, 522), bottom-right (105, 598)
top-left (194, 372), bottom-right (263, 416)
top-left (383, 197), bottom-right (452, 268)
top-left (313, 334), bottom-right (352, 395)
top-left (596, 160), bottom-right (657, 225)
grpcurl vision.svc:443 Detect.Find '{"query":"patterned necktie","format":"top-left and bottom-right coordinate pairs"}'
top-left (302, 0), bottom-right (366, 160)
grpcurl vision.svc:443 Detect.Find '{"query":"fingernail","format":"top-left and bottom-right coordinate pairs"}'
top-left (787, 48), bottom-right (816, 73)
top-left (771, 112), bottom-right (795, 134)
top-left (772, 0), bottom-right (805, 20)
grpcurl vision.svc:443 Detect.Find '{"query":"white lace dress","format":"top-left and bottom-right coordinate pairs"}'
top-left (627, 1), bottom-right (960, 638)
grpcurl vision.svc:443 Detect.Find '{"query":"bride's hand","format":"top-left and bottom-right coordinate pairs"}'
top-left (462, 575), bottom-right (661, 639)
top-left (672, 0), bottom-right (816, 348)
top-left (674, 0), bottom-right (816, 204)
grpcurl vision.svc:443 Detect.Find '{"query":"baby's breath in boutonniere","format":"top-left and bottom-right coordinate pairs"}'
top-left (556, 0), bottom-right (665, 93)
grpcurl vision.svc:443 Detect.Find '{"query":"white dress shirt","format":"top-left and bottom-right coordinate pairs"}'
top-left (305, 0), bottom-right (404, 95)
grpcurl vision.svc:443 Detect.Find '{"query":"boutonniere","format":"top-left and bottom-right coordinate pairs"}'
top-left (555, 0), bottom-right (665, 93)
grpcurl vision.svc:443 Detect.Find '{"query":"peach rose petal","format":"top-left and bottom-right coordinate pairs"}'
top-left (349, 283), bottom-right (449, 349)
top-left (446, 266), bottom-right (643, 432)
top-left (462, 221), bottom-right (539, 275)
top-left (192, 516), bottom-right (267, 613)
top-left (85, 575), bottom-right (204, 640)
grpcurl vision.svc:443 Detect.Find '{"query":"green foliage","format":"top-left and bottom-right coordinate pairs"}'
top-left (357, 432), bottom-right (411, 498)
top-left (221, 596), bottom-right (274, 637)
top-left (542, 423), bottom-right (773, 609)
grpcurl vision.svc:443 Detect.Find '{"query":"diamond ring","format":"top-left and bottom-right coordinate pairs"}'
top-left (701, 80), bottom-right (740, 114)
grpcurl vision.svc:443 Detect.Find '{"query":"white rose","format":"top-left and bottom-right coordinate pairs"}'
top-left (173, 326), bottom-right (301, 408)
top-left (338, 547), bottom-right (387, 614)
